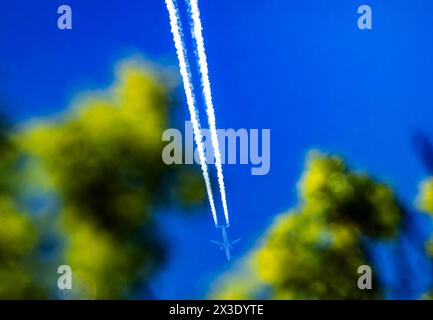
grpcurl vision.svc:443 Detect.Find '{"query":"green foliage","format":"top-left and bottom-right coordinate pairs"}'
top-left (0, 58), bottom-right (420, 299)
top-left (417, 178), bottom-right (433, 216)
top-left (211, 151), bottom-right (403, 299)
top-left (0, 117), bottom-right (45, 299)
top-left (0, 197), bottom-right (44, 299)
top-left (416, 178), bottom-right (433, 297)
top-left (14, 60), bottom-right (204, 299)
top-left (299, 152), bottom-right (402, 238)
top-left (417, 179), bottom-right (433, 257)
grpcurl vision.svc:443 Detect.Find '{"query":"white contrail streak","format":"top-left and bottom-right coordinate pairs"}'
top-left (164, 0), bottom-right (218, 226)
top-left (187, 0), bottom-right (230, 225)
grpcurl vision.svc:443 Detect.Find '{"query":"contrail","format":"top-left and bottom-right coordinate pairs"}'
top-left (187, 0), bottom-right (230, 225)
top-left (164, 0), bottom-right (218, 225)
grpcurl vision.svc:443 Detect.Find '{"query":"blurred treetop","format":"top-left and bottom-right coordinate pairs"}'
top-left (416, 177), bottom-right (433, 297)
top-left (0, 59), bottom-right (205, 299)
top-left (211, 151), bottom-right (403, 299)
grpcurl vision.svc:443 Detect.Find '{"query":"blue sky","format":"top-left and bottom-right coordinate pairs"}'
top-left (1, 0), bottom-right (433, 298)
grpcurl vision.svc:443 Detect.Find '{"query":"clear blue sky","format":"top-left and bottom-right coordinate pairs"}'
top-left (1, 0), bottom-right (433, 298)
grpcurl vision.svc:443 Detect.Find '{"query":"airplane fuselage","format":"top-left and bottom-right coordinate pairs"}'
top-left (220, 227), bottom-right (231, 260)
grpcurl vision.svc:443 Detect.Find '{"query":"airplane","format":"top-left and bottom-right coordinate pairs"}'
top-left (211, 224), bottom-right (240, 261)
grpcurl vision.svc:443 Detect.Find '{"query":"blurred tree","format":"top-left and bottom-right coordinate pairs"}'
top-left (18, 60), bottom-right (205, 299)
top-left (211, 151), bottom-right (403, 299)
top-left (0, 59), bottom-right (423, 299)
top-left (416, 177), bottom-right (433, 298)
top-left (0, 115), bottom-right (45, 299)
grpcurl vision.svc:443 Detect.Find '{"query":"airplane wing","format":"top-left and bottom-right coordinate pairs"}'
top-left (211, 240), bottom-right (222, 247)
top-left (231, 238), bottom-right (241, 245)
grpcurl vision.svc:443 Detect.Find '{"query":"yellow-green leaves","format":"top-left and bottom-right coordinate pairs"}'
top-left (13, 60), bottom-right (202, 299)
top-left (211, 151), bottom-right (403, 300)
top-left (417, 178), bottom-right (433, 215)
